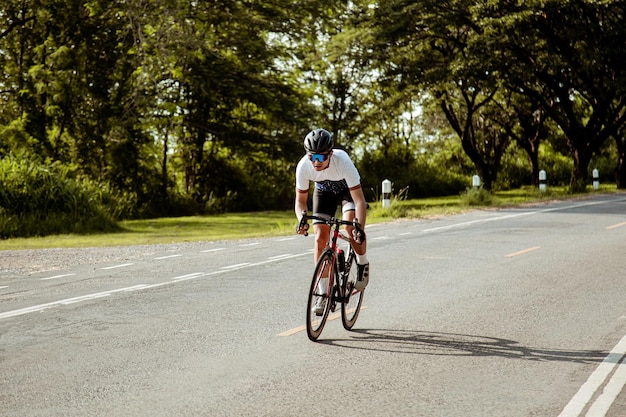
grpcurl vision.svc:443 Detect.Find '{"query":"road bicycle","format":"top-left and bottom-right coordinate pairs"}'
top-left (298, 211), bottom-right (365, 341)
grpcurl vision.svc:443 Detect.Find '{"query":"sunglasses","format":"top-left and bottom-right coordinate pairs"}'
top-left (309, 153), bottom-right (330, 163)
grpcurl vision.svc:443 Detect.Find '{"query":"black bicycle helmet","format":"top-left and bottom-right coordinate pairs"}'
top-left (303, 128), bottom-right (333, 153)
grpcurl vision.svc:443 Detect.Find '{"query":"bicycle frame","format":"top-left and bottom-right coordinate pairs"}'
top-left (303, 213), bottom-right (359, 303)
top-left (301, 210), bottom-right (365, 341)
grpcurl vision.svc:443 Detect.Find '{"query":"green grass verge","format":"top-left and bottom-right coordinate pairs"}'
top-left (1, 185), bottom-right (621, 250)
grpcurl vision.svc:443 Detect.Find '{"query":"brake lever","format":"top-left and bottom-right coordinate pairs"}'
top-left (352, 218), bottom-right (365, 243)
top-left (297, 210), bottom-right (310, 236)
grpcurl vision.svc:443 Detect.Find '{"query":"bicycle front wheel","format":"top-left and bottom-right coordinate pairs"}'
top-left (341, 251), bottom-right (364, 330)
top-left (306, 249), bottom-right (335, 341)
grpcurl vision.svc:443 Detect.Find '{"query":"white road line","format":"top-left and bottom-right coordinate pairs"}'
top-left (41, 273), bottom-right (76, 281)
top-left (586, 358), bottom-right (626, 416)
top-left (0, 285), bottom-right (149, 320)
top-left (200, 248), bottom-right (225, 253)
top-left (8, 197), bottom-right (621, 323)
top-left (558, 333), bottom-right (626, 417)
top-left (0, 252), bottom-right (314, 321)
top-left (101, 263), bottom-right (134, 270)
top-left (249, 252), bottom-right (309, 266)
top-left (268, 253), bottom-right (292, 259)
top-left (170, 272), bottom-right (204, 281)
top-left (277, 237), bottom-right (296, 241)
top-left (399, 232), bottom-right (413, 236)
top-left (422, 211), bottom-right (536, 233)
top-left (0, 286), bottom-right (8, 290)
top-left (421, 198), bottom-right (623, 234)
top-left (220, 263), bottom-right (251, 269)
top-left (154, 254), bottom-right (182, 260)
top-left (240, 242), bottom-right (261, 247)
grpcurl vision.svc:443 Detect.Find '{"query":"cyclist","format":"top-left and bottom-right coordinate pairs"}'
top-left (294, 128), bottom-right (369, 298)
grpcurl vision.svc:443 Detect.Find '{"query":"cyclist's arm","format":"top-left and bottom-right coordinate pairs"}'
top-left (294, 187), bottom-right (309, 221)
top-left (349, 184), bottom-right (367, 228)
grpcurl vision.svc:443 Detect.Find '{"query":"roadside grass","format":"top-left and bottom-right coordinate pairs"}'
top-left (1, 185), bottom-right (620, 250)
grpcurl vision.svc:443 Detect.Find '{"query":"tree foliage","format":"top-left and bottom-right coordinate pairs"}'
top-left (1, 0), bottom-right (626, 236)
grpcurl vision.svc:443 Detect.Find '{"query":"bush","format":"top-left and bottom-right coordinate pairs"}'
top-left (357, 148), bottom-right (468, 202)
top-left (0, 156), bottom-right (119, 238)
top-left (459, 187), bottom-right (495, 206)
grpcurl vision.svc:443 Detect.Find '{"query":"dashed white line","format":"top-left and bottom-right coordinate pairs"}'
top-left (0, 285), bottom-right (149, 320)
top-left (154, 254), bottom-right (183, 260)
top-left (0, 251), bottom-right (312, 321)
top-left (170, 272), bottom-right (204, 281)
top-left (101, 263), bottom-right (134, 270)
top-left (41, 273), bottom-right (76, 281)
top-left (422, 211), bottom-right (536, 233)
top-left (220, 263), bottom-right (251, 269)
top-left (240, 242), bottom-right (261, 247)
top-left (421, 199), bottom-right (621, 234)
top-left (8, 198), bottom-right (621, 325)
top-left (268, 254), bottom-right (294, 260)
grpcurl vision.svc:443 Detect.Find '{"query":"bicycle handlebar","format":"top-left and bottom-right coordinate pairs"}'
top-left (297, 210), bottom-right (365, 242)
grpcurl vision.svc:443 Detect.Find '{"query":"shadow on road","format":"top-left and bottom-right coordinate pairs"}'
top-left (318, 328), bottom-right (607, 364)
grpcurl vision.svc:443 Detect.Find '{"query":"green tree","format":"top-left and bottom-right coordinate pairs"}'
top-left (366, 0), bottom-right (515, 190)
top-left (481, 0), bottom-right (626, 191)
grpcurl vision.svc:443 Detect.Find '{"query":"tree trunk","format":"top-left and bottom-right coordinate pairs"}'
top-left (516, 133), bottom-right (541, 187)
top-left (615, 136), bottom-right (626, 189)
top-left (570, 147), bottom-right (592, 193)
top-left (529, 152), bottom-right (540, 188)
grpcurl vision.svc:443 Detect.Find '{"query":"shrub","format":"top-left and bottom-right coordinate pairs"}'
top-left (0, 156), bottom-right (119, 238)
top-left (459, 187), bottom-right (495, 206)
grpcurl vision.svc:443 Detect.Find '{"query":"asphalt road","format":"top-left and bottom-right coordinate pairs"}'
top-left (1, 194), bottom-right (626, 416)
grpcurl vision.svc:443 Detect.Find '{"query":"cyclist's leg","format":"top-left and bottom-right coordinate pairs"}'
top-left (341, 194), bottom-right (369, 289)
top-left (341, 195), bottom-right (367, 258)
top-left (312, 188), bottom-right (339, 263)
top-left (341, 198), bottom-right (356, 237)
top-left (311, 189), bottom-right (339, 298)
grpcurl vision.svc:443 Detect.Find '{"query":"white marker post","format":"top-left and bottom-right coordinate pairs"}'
top-left (472, 175), bottom-right (481, 189)
top-left (382, 179), bottom-right (392, 208)
top-left (593, 168), bottom-right (600, 190)
top-left (539, 170), bottom-right (547, 193)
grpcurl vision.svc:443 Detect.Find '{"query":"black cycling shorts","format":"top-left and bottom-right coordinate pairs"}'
top-left (312, 187), bottom-right (355, 223)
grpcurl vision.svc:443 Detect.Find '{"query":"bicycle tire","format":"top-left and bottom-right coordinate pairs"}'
top-left (306, 249), bottom-right (335, 341)
top-left (341, 250), bottom-right (364, 330)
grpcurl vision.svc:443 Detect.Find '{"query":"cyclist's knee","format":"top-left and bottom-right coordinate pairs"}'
top-left (314, 228), bottom-right (329, 247)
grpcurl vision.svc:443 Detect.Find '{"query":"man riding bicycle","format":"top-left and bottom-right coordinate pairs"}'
top-left (294, 128), bottom-right (369, 292)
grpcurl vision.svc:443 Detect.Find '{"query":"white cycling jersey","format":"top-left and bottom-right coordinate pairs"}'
top-left (295, 149), bottom-right (361, 194)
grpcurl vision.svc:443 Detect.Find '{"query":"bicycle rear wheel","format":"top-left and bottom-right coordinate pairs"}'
top-left (341, 250), bottom-right (364, 330)
top-left (306, 249), bottom-right (335, 341)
